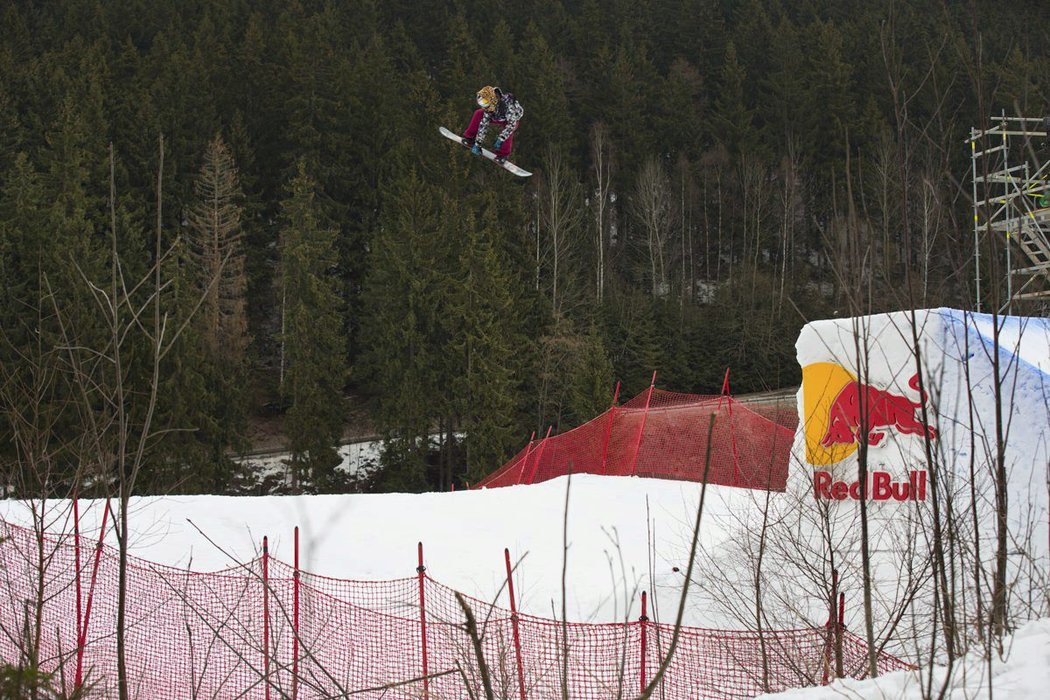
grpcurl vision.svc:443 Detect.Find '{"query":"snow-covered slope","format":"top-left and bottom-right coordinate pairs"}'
top-left (0, 475), bottom-right (761, 627)
top-left (757, 617), bottom-right (1050, 700)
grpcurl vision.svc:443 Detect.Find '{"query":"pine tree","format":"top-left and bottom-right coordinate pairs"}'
top-left (445, 192), bottom-right (523, 484)
top-left (171, 135), bottom-right (252, 488)
top-left (0, 155), bottom-right (48, 345)
top-left (710, 41), bottom-right (755, 154)
top-left (277, 160), bottom-right (347, 491)
top-left (186, 135), bottom-right (249, 363)
top-left (510, 22), bottom-right (571, 155)
top-left (568, 323), bottom-right (616, 426)
top-left (360, 170), bottom-right (445, 492)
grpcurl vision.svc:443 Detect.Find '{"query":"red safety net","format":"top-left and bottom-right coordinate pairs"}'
top-left (0, 518), bottom-right (908, 699)
top-left (477, 389), bottom-right (798, 491)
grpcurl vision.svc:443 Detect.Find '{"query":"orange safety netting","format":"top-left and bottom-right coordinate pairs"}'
top-left (477, 389), bottom-right (798, 491)
top-left (0, 518), bottom-right (907, 699)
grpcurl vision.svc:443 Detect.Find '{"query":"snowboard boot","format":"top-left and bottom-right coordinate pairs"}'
top-left (494, 154), bottom-right (508, 164)
top-left (461, 137), bottom-right (475, 147)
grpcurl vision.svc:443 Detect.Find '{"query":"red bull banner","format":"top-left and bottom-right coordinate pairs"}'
top-left (789, 308), bottom-right (1049, 649)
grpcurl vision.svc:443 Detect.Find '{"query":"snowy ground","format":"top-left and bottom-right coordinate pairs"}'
top-left (757, 618), bottom-right (1050, 700)
top-left (0, 474), bottom-right (768, 627)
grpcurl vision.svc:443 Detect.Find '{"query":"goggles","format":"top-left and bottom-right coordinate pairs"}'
top-left (477, 93), bottom-right (494, 110)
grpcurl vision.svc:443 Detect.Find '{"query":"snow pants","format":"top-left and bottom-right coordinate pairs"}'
top-left (463, 109), bottom-right (516, 157)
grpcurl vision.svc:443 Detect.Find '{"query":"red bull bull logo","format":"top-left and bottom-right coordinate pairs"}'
top-left (801, 363), bottom-right (938, 466)
top-left (821, 373), bottom-right (938, 448)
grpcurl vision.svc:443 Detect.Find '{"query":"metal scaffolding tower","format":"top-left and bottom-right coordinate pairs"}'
top-left (967, 113), bottom-right (1050, 314)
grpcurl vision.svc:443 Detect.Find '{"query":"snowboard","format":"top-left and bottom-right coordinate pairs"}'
top-left (440, 126), bottom-right (532, 177)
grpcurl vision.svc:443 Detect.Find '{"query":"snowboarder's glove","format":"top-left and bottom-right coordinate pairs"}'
top-left (471, 143), bottom-right (482, 156)
top-left (493, 138), bottom-right (504, 151)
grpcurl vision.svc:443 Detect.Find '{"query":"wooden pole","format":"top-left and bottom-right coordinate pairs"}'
top-left (822, 569), bottom-right (838, 685)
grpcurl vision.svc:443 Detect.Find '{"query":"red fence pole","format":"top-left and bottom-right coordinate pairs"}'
top-left (728, 400), bottom-right (741, 486)
top-left (73, 495), bottom-right (82, 676)
top-left (516, 432), bottom-right (536, 484)
top-left (630, 373), bottom-right (657, 476)
top-left (76, 500), bottom-right (110, 690)
top-left (293, 526), bottom-right (300, 700)
top-left (600, 381), bottom-right (621, 475)
top-left (417, 542), bottom-right (429, 698)
top-left (716, 367), bottom-right (730, 411)
top-left (504, 549), bottom-right (527, 700)
top-left (718, 368), bottom-right (742, 485)
top-left (263, 536), bottom-right (271, 700)
top-left (639, 591), bottom-right (649, 693)
top-left (525, 426), bottom-right (553, 484)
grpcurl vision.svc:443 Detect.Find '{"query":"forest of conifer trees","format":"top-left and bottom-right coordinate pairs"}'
top-left (1, 0), bottom-right (1048, 494)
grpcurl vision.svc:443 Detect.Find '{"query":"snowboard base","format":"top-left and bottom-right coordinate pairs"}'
top-left (440, 126), bottom-right (532, 177)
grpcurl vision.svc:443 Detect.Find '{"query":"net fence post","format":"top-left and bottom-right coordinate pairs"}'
top-left (516, 432), bottom-right (537, 484)
top-left (600, 381), bottom-right (621, 475)
top-left (721, 368), bottom-right (742, 486)
top-left (293, 526), bottom-right (300, 700)
top-left (525, 425), bottom-right (553, 484)
top-left (639, 591), bottom-right (649, 693)
top-left (505, 548), bottom-right (527, 700)
top-left (73, 495), bottom-right (82, 689)
top-left (631, 373), bottom-right (657, 476)
top-left (417, 542), bottom-right (429, 698)
top-left (77, 499), bottom-right (110, 691)
top-left (263, 536), bottom-right (271, 700)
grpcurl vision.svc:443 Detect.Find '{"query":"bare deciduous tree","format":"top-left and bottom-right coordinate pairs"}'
top-left (589, 123), bottom-right (614, 305)
top-left (537, 146), bottom-right (584, 315)
top-left (633, 157), bottom-right (675, 298)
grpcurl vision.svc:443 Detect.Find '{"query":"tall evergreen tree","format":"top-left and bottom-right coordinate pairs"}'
top-left (710, 41), bottom-right (755, 154)
top-left (445, 192), bottom-right (523, 483)
top-left (176, 135), bottom-right (252, 487)
top-left (277, 160), bottom-right (346, 490)
top-left (359, 168), bottom-right (448, 492)
top-left (186, 135), bottom-right (249, 363)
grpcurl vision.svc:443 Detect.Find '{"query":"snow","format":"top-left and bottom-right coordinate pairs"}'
top-left (0, 474), bottom-right (754, 626)
top-left (236, 438), bottom-right (383, 482)
top-left (756, 617), bottom-right (1050, 700)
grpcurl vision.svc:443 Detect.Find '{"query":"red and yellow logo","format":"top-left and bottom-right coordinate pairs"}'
top-left (801, 363), bottom-right (938, 467)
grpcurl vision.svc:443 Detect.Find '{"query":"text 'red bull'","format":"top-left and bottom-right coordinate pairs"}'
top-left (813, 470), bottom-right (927, 501)
top-left (820, 374), bottom-right (938, 448)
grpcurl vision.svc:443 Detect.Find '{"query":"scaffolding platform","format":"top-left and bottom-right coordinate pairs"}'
top-left (967, 114), bottom-right (1050, 312)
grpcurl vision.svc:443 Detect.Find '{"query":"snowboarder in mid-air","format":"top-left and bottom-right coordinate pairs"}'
top-left (461, 86), bottom-right (523, 164)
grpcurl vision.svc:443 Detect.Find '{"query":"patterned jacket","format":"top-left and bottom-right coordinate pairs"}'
top-left (477, 89), bottom-right (524, 143)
